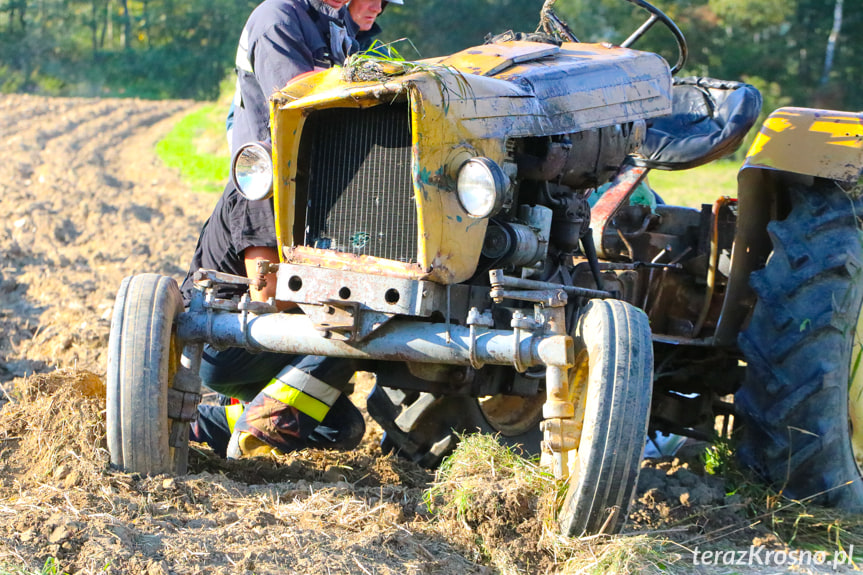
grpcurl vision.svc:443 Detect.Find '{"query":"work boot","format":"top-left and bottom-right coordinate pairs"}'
top-left (226, 430), bottom-right (285, 459)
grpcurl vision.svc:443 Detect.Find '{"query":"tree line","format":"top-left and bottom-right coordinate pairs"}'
top-left (1, 0), bottom-right (860, 112)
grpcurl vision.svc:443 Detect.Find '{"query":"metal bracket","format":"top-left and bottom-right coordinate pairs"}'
top-left (238, 293), bottom-right (278, 315)
top-left (312, 300), bottom-right (360, 341)
top-left (467, 307), bottom-right (494, 369)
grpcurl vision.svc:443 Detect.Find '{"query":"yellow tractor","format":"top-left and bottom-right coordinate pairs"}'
top-left (106, 0), bottom-right (863, 536)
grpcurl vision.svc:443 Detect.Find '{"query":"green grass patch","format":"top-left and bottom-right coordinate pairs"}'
top-left (155, 103), bottom-right (230, 194)
top-left (0, 558), bottom-right (67, 575)
top-left (647, 159), bottom-right (741, 208)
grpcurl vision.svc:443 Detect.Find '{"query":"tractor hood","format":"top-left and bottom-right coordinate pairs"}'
top-left (272, 40), bottom-right (672, 139)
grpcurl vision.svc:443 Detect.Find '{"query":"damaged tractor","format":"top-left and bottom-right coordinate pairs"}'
top-left (106, 0), bottom-right (863, 536)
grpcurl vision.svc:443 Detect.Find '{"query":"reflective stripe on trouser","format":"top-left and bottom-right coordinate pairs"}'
top-left (233, 365), bottom-right (348, 453)
top-left (191, 403), bottom-right (246, 458)
top-left (225, 403), bottom-right (244, 432)
top-left (260, 366), bottom-right (341, 422)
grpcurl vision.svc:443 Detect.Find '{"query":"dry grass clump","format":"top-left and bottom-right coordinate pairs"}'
top-left (423, 434), bottom-right (678, 574)
top-left (0, 369), bottom-right (109, 490)
top-left (691, 458), bottom-right (863, 556)
top-left (694, 440), bottom-right (862, 544)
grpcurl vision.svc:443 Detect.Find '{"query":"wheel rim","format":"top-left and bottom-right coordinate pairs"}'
top-left (479, 393), bottom-right (545, 436)
top-left (563, 348), bottom-right (591, 478)
top-left (167, 327), bottom-right (181, 460)
top-left (849, 302), bottom-right (863, 474)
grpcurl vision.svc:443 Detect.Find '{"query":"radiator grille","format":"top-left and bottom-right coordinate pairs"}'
top-left (301, 105), bottom-right (416, 263)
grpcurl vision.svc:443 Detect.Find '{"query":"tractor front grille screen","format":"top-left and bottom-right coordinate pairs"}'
top-left (301, 105), bottom-right (416, 263)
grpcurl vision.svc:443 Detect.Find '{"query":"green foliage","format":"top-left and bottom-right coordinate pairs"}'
top-left (710, 0), bottom-right (797, 27)
top-left (0, 0), bottom-right (258, 99)
top-left (0, 558), bottom-right (67, 575)
top-left (155, 103), bottom-right (229, 194)
top-left (2, 0), bottom-right (862, 110)
top-left (702, 436), bottom-right (734, 476)
top-left (647, 159), bottom-right (740, 208)
top-left (0, 65), bottom-right (26, 92)
top-left (378, 0), bottom-right (547, 58)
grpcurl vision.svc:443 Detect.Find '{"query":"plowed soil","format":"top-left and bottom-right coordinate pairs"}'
top-left (0, 94), bottom-right (855, 574)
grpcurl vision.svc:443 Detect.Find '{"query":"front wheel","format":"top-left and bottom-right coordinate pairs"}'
top-left (106, 274), bottom-right (195, 475)
top-left (558, 298), bottom-right (654, 536)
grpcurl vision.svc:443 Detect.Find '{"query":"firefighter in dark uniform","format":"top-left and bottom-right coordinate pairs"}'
top-left (185, 0), bottom-right (391, 458)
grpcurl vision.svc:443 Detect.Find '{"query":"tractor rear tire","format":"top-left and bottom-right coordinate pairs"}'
top-left (367, 382), bottom-right (544, 468)
top-left (106, 274), bottom-right (187, 475)
top-left (737, 180), bottom-right (863, 508)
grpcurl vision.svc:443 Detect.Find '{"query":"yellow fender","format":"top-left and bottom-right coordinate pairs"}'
top-left (714, 107), bottom-right (863, 346)
top-left (743, 107), bottom-right (863, 182)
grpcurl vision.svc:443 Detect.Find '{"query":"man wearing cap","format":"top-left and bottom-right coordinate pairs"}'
top-left (349, 0), bottom-right (401, 50)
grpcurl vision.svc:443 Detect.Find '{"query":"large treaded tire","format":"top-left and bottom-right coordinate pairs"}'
top-left (737, 180), bottom-right (863, 507)
top-left (367, 383), bottom-right (543, 469)
top-left (558, 299), bottom-right (653, 536)
top-left (106, 274), bottom-right (186, 475)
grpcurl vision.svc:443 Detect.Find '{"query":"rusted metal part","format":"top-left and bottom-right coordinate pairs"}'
top-left (590, 165), bottom-right (649, 259)
top-left (467, 308), bottom-right (495, 369)
top-left (652, 333), bottom-right (716, 346)
top-left (237, 295), bottom-right (278, 315)
top-left (537, 304), bottom-right (574, 479)
top-left (275, 262), bottom-right (446, 317)
top-left (282, 246), bottom-right (430, 280)
top-left (167, 388), bottom-right (201, 422)
top-left (641, 245), bottom-right (671, 310)
top-left (253, 259), bottom-right (277, 291)
top-left (181, 343), bottom-right (203, 373)
top-left (490, 288), bottom-right (568, 307)
top-left (177, 306), bottom-right (575, 370)
top-left (489, 269), bottom-right (612, 300)
top-left (511, 310), bottom-right (540, 373)
top-left (308, 300), bottom-right (360, 341)
top-left (205, 296), bottom-right (243, 311)
top-left (194, 268), bottom-right (265, 291)
top-left (541, 418), bottom-right (579, 451)
top-left (571, 260), bottom-right (682, 274)
top-left (171, 366), bottom-right (201, 393)
top-left (276, 262), bottom-right (453, 341)
top-left (169, 422), bottom-right (190, 453)
top-left (692, 196), bottom-right (736, 337)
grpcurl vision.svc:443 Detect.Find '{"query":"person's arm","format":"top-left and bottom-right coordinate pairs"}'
top-left (244, 246), bottom-right (280, 302)
top-left (244, 246), bottom-right (297, 311)
top-left (252, 17), bottom-right (316, 102)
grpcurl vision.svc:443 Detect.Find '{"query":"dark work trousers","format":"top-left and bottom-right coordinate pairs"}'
top-left (190, 346), bottom-right (369, 456)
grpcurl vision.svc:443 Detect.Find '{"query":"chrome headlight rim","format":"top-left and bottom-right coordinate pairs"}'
top-left (456, 157), bottom-right (508, 219)
top-left (231, 141), bottom-right (274, 201)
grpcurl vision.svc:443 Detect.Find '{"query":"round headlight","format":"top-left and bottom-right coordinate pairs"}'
top-left (232, 142), bottom-right (273, 201)
top-left (456, 158), bottom-right (508, 218)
